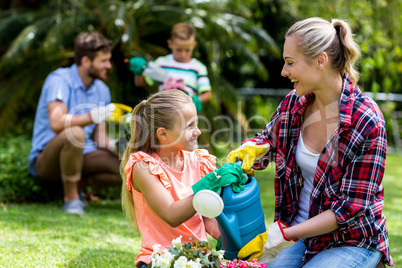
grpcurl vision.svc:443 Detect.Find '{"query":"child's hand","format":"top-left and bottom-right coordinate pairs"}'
top-left (192, 163), bottom-right (247, 194)
top-left (128, 57), bottom-right (147, 76)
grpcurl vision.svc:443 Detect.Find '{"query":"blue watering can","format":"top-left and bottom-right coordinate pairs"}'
top-left (216, 171), bottom-right (266, 260)
top-left (192, 162), bottom-right (266, 260)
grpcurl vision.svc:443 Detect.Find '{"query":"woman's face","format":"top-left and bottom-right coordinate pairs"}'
top-left (281, 36), bottom-right (321, 97)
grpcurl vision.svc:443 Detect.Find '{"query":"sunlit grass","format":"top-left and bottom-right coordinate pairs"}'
top-left (0, 154), bottom-right (400, 267)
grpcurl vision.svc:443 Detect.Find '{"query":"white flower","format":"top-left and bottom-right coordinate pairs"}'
top-left (152, 244), bottom-right (162, 254)
top-left (187, 259), bottom-right (202, 268)
top-left (155, 251), bottom-right (173, 268)
top-left (171, 235), bottom-right (182, 248)
top-left (173, 256), bottom-right (188, 268)
top-left (217, 250), bottom-right (225, 260)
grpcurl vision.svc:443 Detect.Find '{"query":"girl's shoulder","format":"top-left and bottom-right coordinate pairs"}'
top-left (183, 149), bottom-right (216, 176)
top-left (125, 151), bottom-right (171, 191)
top-left (128, 151), bottom-right (158, 162)
top-left (183, 149), bottom-right (216, 163)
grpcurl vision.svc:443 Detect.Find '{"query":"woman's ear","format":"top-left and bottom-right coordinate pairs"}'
top-left (317, 52), bottom-right (328, 69)
top-left (156, 127), bottom-right (168, 141)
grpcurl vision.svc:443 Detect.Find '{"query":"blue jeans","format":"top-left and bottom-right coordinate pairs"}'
top-left (267, 240), bottom-right (382, 268)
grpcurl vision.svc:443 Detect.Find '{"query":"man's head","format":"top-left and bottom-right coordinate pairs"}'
top-left (168, 23), bottom-right (197, 63)
top-left (74, 32), bottom-right (113, 81)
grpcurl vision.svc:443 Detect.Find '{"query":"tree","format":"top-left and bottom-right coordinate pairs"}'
top-left (0, 0), bottom-right (281, 149)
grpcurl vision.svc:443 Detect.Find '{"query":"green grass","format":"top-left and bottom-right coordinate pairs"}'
top-left (0, 201), bottom-right (139, 267)
top-left (0, 154), bottom-right (401, 267)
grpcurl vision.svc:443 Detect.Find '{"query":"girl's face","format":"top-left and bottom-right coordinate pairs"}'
top-left (166, 102), bottom-right (200, 151)
top-left (168, 37), bottom-right (196, 63)
top-left (281, 36), bottom-right (321, 97)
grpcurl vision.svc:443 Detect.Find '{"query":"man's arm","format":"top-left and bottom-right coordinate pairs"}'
top-left (48, 100), bottom-right (93, 133)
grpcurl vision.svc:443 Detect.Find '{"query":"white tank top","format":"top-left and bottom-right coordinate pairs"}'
top-left (291, 131), bottom-right (320, 226)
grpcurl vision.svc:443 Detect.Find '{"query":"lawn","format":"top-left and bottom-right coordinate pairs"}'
top-left (0, 154), bottom-right (401, 267)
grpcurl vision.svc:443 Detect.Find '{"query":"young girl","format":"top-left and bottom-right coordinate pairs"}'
top-left (121, 90), bottom-right (244, 267)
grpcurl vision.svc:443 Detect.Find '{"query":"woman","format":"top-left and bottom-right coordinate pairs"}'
top-left (230, 17), bottom-right (394, 267)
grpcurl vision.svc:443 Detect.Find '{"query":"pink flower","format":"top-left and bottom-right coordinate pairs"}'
top-left (221, 259), bottom-right (266, 268)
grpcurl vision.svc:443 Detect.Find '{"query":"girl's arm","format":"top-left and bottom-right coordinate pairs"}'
top-left (203, 217), bottom-right (220, 240)
top-left (132, 161), bottom-right (196, 227)
top-left (283, 210), bottom-right (338, 240)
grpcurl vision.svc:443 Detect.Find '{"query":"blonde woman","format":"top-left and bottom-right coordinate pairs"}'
top-left (230, 18), bottom-right (394, 267)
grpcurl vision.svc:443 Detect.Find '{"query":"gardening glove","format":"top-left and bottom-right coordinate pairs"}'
top-left (227, 143), bottom-right (269, 176)
top-left (143, 61), bottom-right (170, 82)
top-left (259, 220), bottom-right (297, 264)
top-left (128, 57), bottom-right (147, 76)
top-left (192, 163), bottom-right (247, 195)
top-left (237, 231), bottom-right (267, 261)
top-left (108, 103), bottom-right (133, 123)
top-left (90, 103), bottom-right (116, 124)
top-left (192, 96), bottom-right (202, 113)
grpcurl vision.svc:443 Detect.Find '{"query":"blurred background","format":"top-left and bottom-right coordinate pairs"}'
top-left (0, 0), bottom-right (401, 202)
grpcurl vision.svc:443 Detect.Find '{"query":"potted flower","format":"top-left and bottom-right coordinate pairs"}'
top-left (150, 236), bottom-right (267, 268)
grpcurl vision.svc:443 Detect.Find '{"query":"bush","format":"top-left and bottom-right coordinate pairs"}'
top-left (0, 135), bottom-right (120, 203)
top-left (0, 135), bottom-right (59, 203)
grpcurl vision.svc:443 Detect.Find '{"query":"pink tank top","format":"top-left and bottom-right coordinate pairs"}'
top-left (124, 149), bottom-right (216, 266)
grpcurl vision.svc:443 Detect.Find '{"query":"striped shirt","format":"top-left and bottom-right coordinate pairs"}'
top-left (155, 54), bottom-right (211, 96)
top-left (245, 74), bottom-right (394, 266)
top-left (28, 64), bottom-right (111, 176)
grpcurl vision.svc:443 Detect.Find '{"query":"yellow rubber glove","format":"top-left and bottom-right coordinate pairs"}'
top-left (237, 231), bottom-right (268, 261)
top-left (227, 145), bottom-right (268, 176)
top-left (108, 103), bottom-right (133, 123)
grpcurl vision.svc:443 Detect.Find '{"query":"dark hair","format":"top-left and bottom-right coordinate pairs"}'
top-left (74, 32), bottom-right (112, 65)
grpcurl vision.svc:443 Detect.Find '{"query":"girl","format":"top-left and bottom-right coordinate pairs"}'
top-left (121, 90), bottom-right (244, 267)
top-left (231, 17), bottom-right (393, 267)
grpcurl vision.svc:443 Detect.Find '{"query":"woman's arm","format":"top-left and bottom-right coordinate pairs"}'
top-left (283, 210), bottom-right (338, 240)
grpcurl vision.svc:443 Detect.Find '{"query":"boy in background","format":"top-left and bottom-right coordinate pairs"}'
top-left (132, 22), bottom-right (211, 112)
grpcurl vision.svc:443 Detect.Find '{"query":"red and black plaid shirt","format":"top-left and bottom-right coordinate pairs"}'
top-left (245, 74), bottom-right (394, 266)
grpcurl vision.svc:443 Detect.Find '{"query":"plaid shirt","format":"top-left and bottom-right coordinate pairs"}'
top-left (245, 75), bottom-right (394, 266)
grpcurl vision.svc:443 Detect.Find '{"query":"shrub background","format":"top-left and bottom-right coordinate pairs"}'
top-left (0, 135), bottom-right (120, 203)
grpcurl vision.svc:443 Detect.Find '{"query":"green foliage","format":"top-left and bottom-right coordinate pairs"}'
top-left (246, 96), bottom-right (278, 130)
top-left (0, 135), bottom-right (120, 203)
top-left (0, 0), bottom-right (279, 137)
top-left (285, 0), bottom-right (402, 93)
top-left (0, 135), bottom-right (63, 203)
